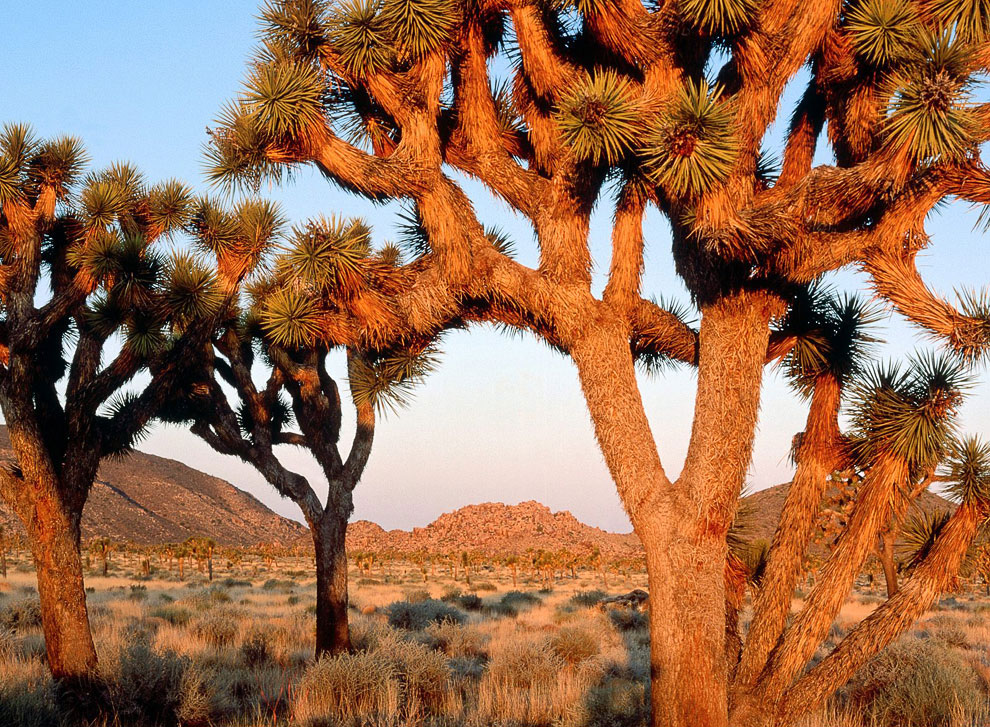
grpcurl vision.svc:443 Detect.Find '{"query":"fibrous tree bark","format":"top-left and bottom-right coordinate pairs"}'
top-left (204, 1), bottom-right (990, 724)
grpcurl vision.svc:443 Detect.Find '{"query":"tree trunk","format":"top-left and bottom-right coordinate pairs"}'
top-left (879, 531), bottom-right (898, 598)
top-left (313, 514), bottom-right (351, 657)
top-left (29, 500), bottom-right (98, 680)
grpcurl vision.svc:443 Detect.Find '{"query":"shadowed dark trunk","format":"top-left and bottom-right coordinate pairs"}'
top-left (313, 513), bottom-right (351, 656)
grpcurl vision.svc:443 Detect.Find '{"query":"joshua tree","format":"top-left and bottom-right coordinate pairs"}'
top-left (206, 1), bottom-right (990, 724)
top-left (0, 124), bottom-right (228, 688)
top-left (88, 537), bottom-right (115, 577)
top-left (164, 210), bottom-right (437, 656)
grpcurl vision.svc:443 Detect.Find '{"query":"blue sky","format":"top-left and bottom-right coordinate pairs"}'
top-left (2, 3), bottom-right (988, 532)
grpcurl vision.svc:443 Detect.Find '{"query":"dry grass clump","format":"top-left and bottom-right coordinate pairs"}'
top-left (385, 598), bottom-right (465, 630)
top-left (0, 653), bottom-right (60, 727)
top-left (101, 638), bottom-right (203, 726)
top-left (548, 625), bottom-right (601, 665)
top-left (192, 609), bottom-right (240, 648)
top-left (293, 637), bottom-right (457, 725)
top-left (478, 639), bottom-right (568, 724)
top-left (424, 620), bottom-right (490, 659)
top-left (0, 597), bottom-right (42, 632)
top-left (847, 637), bottom-right (986, 727)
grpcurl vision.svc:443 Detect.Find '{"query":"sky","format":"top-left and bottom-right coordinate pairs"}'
top-left (1, 2), bottom-right (988, 534)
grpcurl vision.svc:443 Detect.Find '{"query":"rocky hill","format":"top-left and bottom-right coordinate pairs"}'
top-left (739, 482), bottom-right (955, 547)
top-left (0, 427), bottom-right (306, 546)
top-left (346, 500), bottom-right (642, 556)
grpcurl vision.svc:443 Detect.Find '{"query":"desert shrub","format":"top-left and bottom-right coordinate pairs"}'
top-left (261, 579), bottom-right (294, 593)
top-left (848, 638), bottom-right (984, 727)
top-left (0, 657), bottom-right (61, 727)
top-left (425, 621), bottom-right (490, 659)
top-left (500, 590), bottom-right (541, 609)
top-left (382, 639), bottom-right (454, 718)
top-left (473, 580), bottom-right (497, 592)
top-left (294, 651), bottom-right (400, 724)
top-left (193, 611), bottom-right (239, 648)
top-left (221, 578), bottom-right (252, 588)
top-left (482, 600), bottom-right (517, 618)
top-left (569, 590), bottom-right (608, 608)
top-left (128, 585), bottom-right (148, 601)
top-left (478, 640), bottom-right (568, 724)
top-left (356, 578), bottom-right (381, 586)
top-left (286, 595), bottom-right (300, 606)
top-left (576, 675), bottom-right (650, 727)
top-left (456, 593), bottom-right (483, 611)
top-left (547, 626), bottom-right (600, 665)
top-left (385, 599), bottom-right (464, 631)
top-left (240, 630), bottom-right (272, 668)
top-left (105, 639), bottom-right (194, 726)
top-left (608, 608), bottom-right (646, 632)
top-left (149, 605), bottom-right (192, 627)
top-left (440, 586), bottom-right (462, 602)
top-left (405, 589), bottom-right (431, 604)
top-left (293, 642), bottom-right (455, 724)
top-left (0, 598), bottom-right (42, 632)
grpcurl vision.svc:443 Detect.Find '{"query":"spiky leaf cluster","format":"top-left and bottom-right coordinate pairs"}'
top-left (244, 61), bottom-right (326, 138)
top-left (679, 0), bottom-right (759, 36)
top-left (940, 435), bottom-right (990, 505)
top-left (778, 287), bottom-right (880, 396)
top-left (327, 0), bottom-right (393, 75)
top-left (845, 0), bottom-right (920, 66)
top-left (379, 0), bottom-right (458, 60)
top-left (556, 70), bottom-right (641, 166)
top-left (260, 0), bottom-right (329, 60)
top-left (348, 344), bottom-right (440, 414)
top-left (642, 81), bottom-right (739, 197)
top-left (884, 33), bottom-right (978, 161)
top-left (925, 0), bottom-right (990, 42)
top-left (849, 353), bottom-right (969, 471)
top-left (278, 215), bottom-right (371, 293)
top-left (898, 509), bottom-right (951, 567)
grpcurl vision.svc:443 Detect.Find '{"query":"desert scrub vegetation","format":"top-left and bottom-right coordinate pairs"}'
top-left (0, 562), bottom-right (988, 726)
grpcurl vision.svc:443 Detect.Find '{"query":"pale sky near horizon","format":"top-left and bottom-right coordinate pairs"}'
top-left (1, 2), bottom-right (988, 534)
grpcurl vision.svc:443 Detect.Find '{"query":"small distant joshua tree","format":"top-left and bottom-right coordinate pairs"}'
top-left (164, 206), bottom-right (437, 656)
top-left (0, 124), bottom-right (229, 692)
top-left (204, 0), bottom-right (990, 724)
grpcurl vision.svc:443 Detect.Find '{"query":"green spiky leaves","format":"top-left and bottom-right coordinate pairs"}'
top-left (280, 215), bottom-right (371, 295)
top-left (925, 0), bottom-right (990, 42)
top-left (680, 0), bottom-right (758, 36)
top-left (779, 286), bottom-right (881, 396)
top-left (642, 80), bottom-right (739, 197)
top-left (940, 436), bottom-right (990, 505)
top-left (850, 353), bottom-right (970, 471)
top-left (348, 345), bottom-right (439, 414)
top-left (556, 69), bottom-right (641, 166)
top-left (329, 0), bottom-right (394, 75)
top-left (380, 0), bottom-right (458, 60)
top-left (846, 0), bottom-right (920, 66)
top-left (165, 252), bottom-right (224, 326)
top-left (327, 0), bottom-right (456, 74)
top-left (259, 286), bottom-right (324, 348)
top-left (244, 61), bottom-right (326, 138)
top-left (884, 33), bottom-right (978, 162)
top-left (260, 0), bottom-right (329, 60)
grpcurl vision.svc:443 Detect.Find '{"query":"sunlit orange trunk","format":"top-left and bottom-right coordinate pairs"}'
top-left (27, 490), bottom-right (98, 680)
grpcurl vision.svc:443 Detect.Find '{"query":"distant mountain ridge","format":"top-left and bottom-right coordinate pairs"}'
top-left (0, 428), bottom-right (957, 554)
top-left (0, 426), bottom-right (306, 546)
